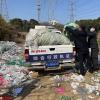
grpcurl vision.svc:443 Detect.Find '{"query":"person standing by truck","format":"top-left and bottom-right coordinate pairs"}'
top-left (65, 25), bottom-right (90, 75)
top-left (87, 27), bottom-right (99, 73)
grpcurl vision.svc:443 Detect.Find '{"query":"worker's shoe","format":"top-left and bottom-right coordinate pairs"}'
top-left (88, 67), bottom-right (99, 73)
top-left (80, 70), bottom-right (86, 76)
top-left (79, 67), bottom-right (86, 76)
top-left (88, 68), bottom-right (94, 73)
top-left (93, 67), bottom-right (100, 72)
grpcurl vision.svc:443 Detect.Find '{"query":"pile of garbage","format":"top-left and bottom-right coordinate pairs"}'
top-left (49, 73), bottom-right (100, 99)
top-left (0, 41), bottom-right (23, 60)
top-left (0, 41), bottom-right (16, 54)
top-left (0, 41), bottom-right (34, 90)
top-left (70, 74), bottom-right (100, 96)
top-left (0, 64), bottom-right (28, 88)
top-left (21, 72), bottom-right (99, 99)
top-left (25, 28), bottom-right (71, 46)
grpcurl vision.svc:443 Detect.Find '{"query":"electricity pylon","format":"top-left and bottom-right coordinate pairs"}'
top-left (0, 0), bottom-right (9, 20)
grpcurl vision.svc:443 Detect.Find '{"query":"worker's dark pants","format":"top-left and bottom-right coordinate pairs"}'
top-left (91, 48), bottom-right (99, 70)
top-left (75, 49), bottom-right (90, 74)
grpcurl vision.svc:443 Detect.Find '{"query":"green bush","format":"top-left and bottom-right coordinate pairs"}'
top-left (97, 40), bottom-right (100, 46)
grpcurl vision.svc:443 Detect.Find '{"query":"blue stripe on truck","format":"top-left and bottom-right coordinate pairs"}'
top-left (27, 53), bottom-right (73, 62)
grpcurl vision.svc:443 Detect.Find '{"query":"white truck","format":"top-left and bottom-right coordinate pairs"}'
top-left (24, 25), bottom-right (75, 70)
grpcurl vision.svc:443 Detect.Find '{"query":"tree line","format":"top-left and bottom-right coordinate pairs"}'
top-left (0, 16), bottom-right (39, 41)
top-left (76, 17), bottom-right (100, 32)
top-left (0, 16), bottom-right (100, 42)
top-left (10, 18), bottom-right (39, 32)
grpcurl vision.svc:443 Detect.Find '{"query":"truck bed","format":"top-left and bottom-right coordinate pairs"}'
top-left (25, 45), bottom-right (75, 70)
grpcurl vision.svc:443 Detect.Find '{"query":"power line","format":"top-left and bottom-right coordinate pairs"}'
top-left (76, 4), bottom-right (100, 18)
top-left (77, 7), bottom-right (100, 16)
top-left (78, 11), bottom-right (100, 17)
top-left (75, 0), bottom-right (100, 20)
top-left (76, 1), bottom-right (98, 13)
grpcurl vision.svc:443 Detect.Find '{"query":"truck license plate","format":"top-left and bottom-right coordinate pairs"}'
top-left (46, 61), bottom-right (59, 67)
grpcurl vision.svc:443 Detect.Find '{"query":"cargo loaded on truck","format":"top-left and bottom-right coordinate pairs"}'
top-left (24, 25), bottom-right (75, 70)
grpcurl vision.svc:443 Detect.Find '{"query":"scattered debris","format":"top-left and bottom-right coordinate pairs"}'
top-left (55, 87), bottom-right (65, 94)
top-left (0, 41), bottom-right (39, 96)
top-left (70, 74), bottom-right (85, 82)
top-left (29, 71), bottom-right (39, 79)
top-left (0, 41), bottom-right (100, 100)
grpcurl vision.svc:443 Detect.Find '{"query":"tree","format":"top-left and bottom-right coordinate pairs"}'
top-left (22, 20), bottom-right (30, 32)
top-left (9, 18), bottom-right (39, 32)
top-left (10, 18), bottom-right (23, 31)
top-left (0, 16), bottom-right (6, 26)
top-left (53, 23), bottom-right (64, 32)
top-left (76, 18), bottom-right (100, 32)
top-left (0, 16), bottom-right (18, 41)
top-left (97, 17), bottom-right (100, 20)
top-left (29, 19), bottom-right (39, 28)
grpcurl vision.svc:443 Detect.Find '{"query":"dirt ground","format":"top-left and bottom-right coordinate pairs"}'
top-left (14, 39), bottom-right (100, 100)
top-left (14, 34), bottom-right (100, 100)
top-left (14, 70), bottom-right (100, 100)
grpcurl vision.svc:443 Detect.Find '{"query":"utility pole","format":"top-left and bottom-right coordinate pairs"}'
top-left (0, 0), bottom-right (9, 20)
top-left (37, 0), bottom-right (40, 22)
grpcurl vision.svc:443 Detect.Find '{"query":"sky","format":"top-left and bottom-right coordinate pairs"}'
top-left (4, 0), bottom-right (100, 24)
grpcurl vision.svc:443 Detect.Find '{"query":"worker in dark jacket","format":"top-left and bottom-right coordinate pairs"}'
top-left (65, 25), bottom-right (90, 75)
top-left (87, 27), bottom-right (99, 72)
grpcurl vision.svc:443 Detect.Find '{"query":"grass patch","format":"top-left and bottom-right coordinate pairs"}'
top-left (97, 40), bottom-right (100, 46)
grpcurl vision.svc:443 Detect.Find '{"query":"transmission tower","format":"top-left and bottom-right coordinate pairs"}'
top-left (0, 0), bottom-right (9, 20)
top-left (48, 0), bottom-right (57, 21)
top-left (48, 0), bottom-right (53, 21)
top-left (37, 0), bottom-right (41, 22)
top-left (69, 0), bottom-right (75, 22)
